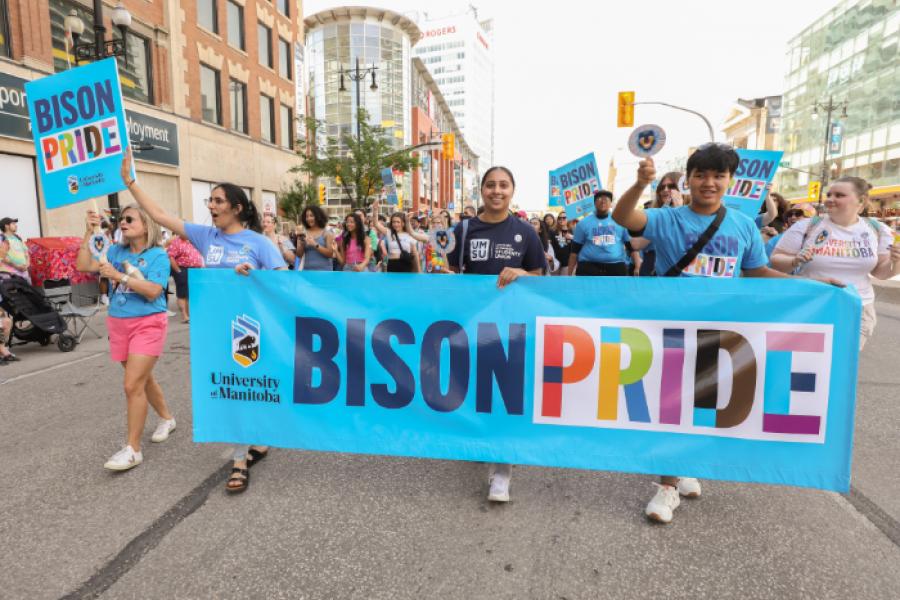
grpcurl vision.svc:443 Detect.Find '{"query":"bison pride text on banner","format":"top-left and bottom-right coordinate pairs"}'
top-left (190, 271), bottom-right (861, 492)
top-left (25, 58), bottom-right (133, 209)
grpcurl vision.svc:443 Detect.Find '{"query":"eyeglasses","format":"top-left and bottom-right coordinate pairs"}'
top-left (122, 216), bottom-right (136, 224)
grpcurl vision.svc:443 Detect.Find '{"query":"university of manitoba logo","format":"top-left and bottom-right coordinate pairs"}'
top-left (67, 175), bottom-right (79, 194)
top-left (231, 314), bottom-right (261, 368)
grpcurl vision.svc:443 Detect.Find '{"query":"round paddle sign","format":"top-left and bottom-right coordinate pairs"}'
top-left (628, 124), bottom-right (667, 158)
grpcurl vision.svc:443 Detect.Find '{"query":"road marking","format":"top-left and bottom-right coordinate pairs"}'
top-left (0, 352), bottom-right (106, 385)
top-left (835, 486), bottom-right (900, 549)
top-left (60, 461), bottom-right (232, 600)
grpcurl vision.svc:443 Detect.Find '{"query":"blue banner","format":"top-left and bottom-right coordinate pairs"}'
top-left (724, 149), bottom-right (784, 219)
top-left (549, 153), bottom-right (601, 220)
top-left (381, 167), bottom-right (398, 205)
top-left (25, 58), bottom-right (133, 209)
top-left (190, 271), bottom-right (861, 492)
top-left (548, 172), bottom-right (562, 206)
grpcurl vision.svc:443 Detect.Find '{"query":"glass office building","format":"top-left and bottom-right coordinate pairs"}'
top-left (304, 7), bottom-right (421, 212)
top-left (780, 0), bottom-right (899, 209)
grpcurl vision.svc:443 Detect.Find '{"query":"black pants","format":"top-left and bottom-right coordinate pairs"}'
top-left (575, 261), bottom-right (628, 277)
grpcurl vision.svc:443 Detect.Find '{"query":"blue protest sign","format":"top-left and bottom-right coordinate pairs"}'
top-left (724, 149), bottom-right (784, 219)
top-left (550, 153), bottom-right (601, 220)
top-left (25, 58), bottom-right (133, 209)
top-left (381, 167), bottom-right (399, 205)
top-left (191, 271), bottom-right (860, 492)
top-left (548, 172), bottom-right (562, 206)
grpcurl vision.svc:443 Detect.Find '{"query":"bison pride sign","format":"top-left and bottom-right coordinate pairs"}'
top-left (191, 271), bottom-right (861, 492)
top-left (549, 153), bottom-right (602, 220)
top-left (723, 149), bottom-right (784, 219)
top-left (25, 58), bottom-right (133, 208)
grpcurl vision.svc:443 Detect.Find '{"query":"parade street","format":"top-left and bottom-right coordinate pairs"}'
top-left (2, 293), bottom-right (899, 600)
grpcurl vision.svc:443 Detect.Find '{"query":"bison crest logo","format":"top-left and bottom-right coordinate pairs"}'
top-left (232, 314), bottom-right (261, 368)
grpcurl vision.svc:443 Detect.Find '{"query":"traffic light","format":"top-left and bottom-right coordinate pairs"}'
top-left (617, 91), bottom-right (635, 128)
top-left (807, 181), bottom-right (821, 202)
top-left (442, 133), bottom-right (455, 160)
top-left (318, 183), bottom-right (326, 205)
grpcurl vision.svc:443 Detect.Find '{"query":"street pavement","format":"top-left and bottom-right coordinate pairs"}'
top-left (2, 299), bottom-right (899, 600)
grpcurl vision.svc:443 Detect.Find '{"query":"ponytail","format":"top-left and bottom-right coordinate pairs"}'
top-left (213, 183), bottom-right (262, 232)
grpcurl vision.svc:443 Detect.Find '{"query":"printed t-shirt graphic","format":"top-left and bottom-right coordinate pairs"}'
top-left (106, 244), bottom-right (171, 317)
top-left (447, 216), bottom-right (546, 275)
top-left (184, 223), bottom-right (286, 270)
top-left (641, 206), bottom-right (767, 277)
top-left (572, 213), bottom-right (631, 264)
top-left (774, 217), bottom-right (893, 304)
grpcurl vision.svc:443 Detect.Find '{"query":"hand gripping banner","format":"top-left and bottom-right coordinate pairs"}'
top-left (190, 271), bottom-right (861, 492)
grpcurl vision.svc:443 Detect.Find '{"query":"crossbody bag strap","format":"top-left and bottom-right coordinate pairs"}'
top-left (459, 219), bottom-right (470, 273)
top-left (664, 206), bottom-right (726, 277)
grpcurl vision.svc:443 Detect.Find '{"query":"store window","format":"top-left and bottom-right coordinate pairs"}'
top-left (227, 1), bottom-right (244, 50)
top-left (0, 0), bottom-right (10, 58)
top-left (115, 31), bottom-right (153, 104)
top-left (50, 0), bottom-right (95, 72)
top-left (260, 95), bottom-right (274, 143)
top-left (229, 79), bottom-right (247, 134)
top-left (280, 104), bottom-right (293, 149)
top-left (278, 38), bottom-right (291, 79)
top-left (198, 0), bottom-right (218, 34)
top-left (258, 23), bottom-right (272, 68)
top-left (200, 64), bottom-right (221, 125)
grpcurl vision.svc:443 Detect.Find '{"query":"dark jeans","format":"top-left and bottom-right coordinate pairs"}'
top-left (575, 261), bottom-right (628, 277)
top-left (639, 250), bottom-right (656, 276)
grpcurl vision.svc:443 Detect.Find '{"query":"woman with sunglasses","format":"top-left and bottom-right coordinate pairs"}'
top-left (119, 150), bottom-right (286, 492)
top-left (639, 172), bottom-right (683, 276)
top-left (76, 204), bottom-right (175, 471)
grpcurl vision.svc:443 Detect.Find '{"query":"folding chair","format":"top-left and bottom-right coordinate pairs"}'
top-left (58, 280), bottom-right (103, 343)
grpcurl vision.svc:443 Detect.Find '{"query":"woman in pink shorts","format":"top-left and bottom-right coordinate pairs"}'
top-left (77, 205), bottom-right (175, 471)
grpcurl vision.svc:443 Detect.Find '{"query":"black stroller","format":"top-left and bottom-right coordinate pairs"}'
top-left (0, 274), bottom-right (77, 352)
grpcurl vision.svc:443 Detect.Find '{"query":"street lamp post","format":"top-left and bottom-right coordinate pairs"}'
top-left (338, 58), bottom-right (378, 142)
top-left (812, 96), bottom-right (849, 206)
top-left (64, 1), bottom-right (133, 217)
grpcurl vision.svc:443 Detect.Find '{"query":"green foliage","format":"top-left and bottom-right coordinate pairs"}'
top-left (277, 179), bottom-right (317, 223)
top-left (295, 109), bottom-right (419, 209)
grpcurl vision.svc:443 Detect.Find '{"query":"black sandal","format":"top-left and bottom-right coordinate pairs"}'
top-left (225, 467), bottom-right (249, 493)
top-left (247, 448), bottom-right (268, 468)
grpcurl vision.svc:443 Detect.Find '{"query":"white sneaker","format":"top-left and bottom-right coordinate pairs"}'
top-left (488, 471), bottom-right (511, 503)
top-left (677, 477), bottom-right (702, 498)
top-left (166, 310), bottom-right (177, 318)
top-left (104, 445), bottom-right (143, 471)
top-left (100, 294), bottom-right (109, 306)
top-left (151, 418), bottom-right (176, 443)
top-left (645, 483), bottom-right (680, 523)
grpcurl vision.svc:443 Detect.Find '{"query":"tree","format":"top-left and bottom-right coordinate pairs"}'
top-left (296, 108), bottom-right (419, 209)
top-left (277, 178), bottom-right (317, 223)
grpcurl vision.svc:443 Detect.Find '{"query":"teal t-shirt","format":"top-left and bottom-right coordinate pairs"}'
top-left (573, 213), bottom-right (631, 264)
top-left (643, 206), bottom-right (767, 278)
top-left (106, 245), bottom-right (170, 318)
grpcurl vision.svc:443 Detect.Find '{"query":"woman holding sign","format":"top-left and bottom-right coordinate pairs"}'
top-left (76, 206), bottom-right (175, 471)
top-left (119, 150), bottom-right (287, 493)
top-left (771, 176), bottom-right (899, 350)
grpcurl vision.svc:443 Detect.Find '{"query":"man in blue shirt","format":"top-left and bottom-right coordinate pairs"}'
top-left (612, 143), bottom-right (814, 524)
top-left (567, 191), bottom-right (640, 276)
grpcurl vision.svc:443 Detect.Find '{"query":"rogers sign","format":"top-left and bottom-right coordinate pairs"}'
top-left (424, 26), bottom-right (456, 38)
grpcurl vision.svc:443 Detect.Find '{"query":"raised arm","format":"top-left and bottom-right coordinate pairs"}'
top-left (120, 148), bottom-right (186, 238)
top-left (370, 201), bottom-right (389, 236)
top-left (612, 158), bottom-right (656, 232)
top-left (759, 189), bottom-right (777, 227)
top-left (75, 211), bottom-right (103, 273)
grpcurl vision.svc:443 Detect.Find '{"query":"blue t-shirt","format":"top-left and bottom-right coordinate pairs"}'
top-left (572, 213), bottom-right (631, 264)
top-left (642, 206), bottom-right (767, 278)
top-left (106, 245), bottom-right (170, 318)
top-left (765, 232), bottom-right (783, 259)
top-left (184, 223), bottom-right (286, 270)
top-left (447, 216), bottom-right (546, 275)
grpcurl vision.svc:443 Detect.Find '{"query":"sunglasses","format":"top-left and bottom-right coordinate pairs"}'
top-left (786, 210), bottom-right (805, 218)
top-left (659, 183), bottom-right (678, 191)
top-left (122, 216), bottom-right (137, 224)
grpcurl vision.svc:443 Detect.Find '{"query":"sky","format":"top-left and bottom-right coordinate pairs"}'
top-left (304, 0), bottom-right (841, 209)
